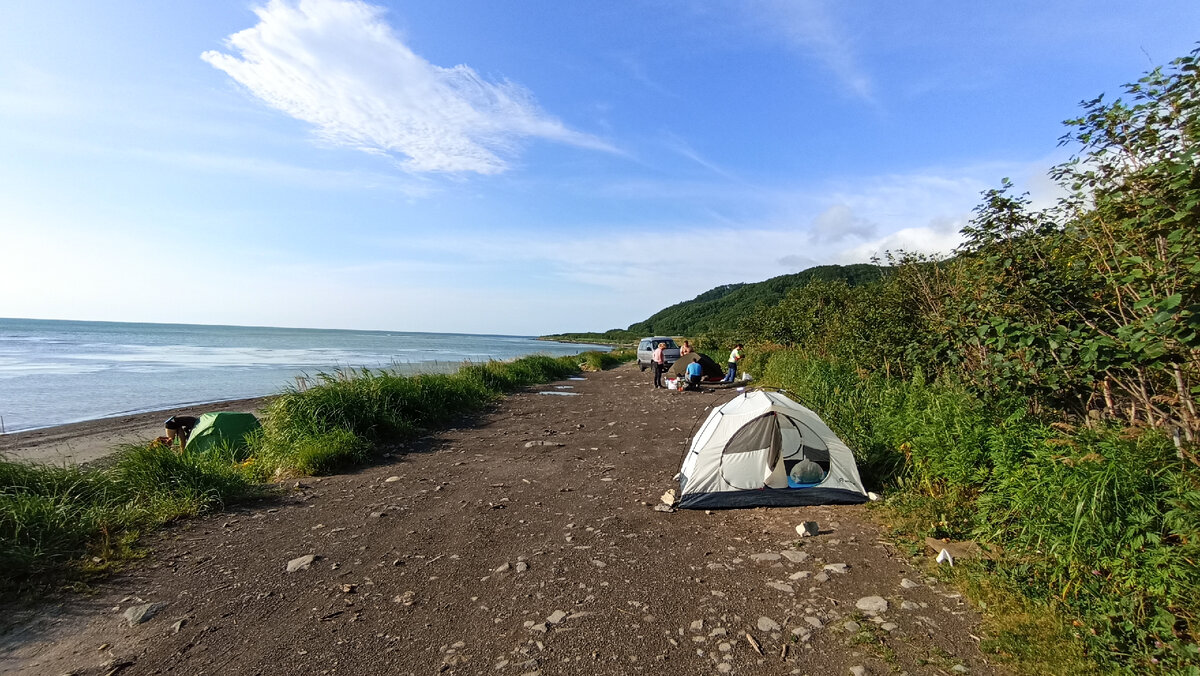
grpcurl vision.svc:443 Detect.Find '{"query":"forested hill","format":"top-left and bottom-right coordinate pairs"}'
top-left (543, 263), bottom-right (882, 342)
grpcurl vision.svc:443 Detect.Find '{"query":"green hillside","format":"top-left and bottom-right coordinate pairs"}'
top-left (542, 263), bottom-right (882, 342)
top-left (627, 264), bottom-right (883, 336)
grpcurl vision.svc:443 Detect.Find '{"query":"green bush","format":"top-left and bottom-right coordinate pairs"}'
top-left (756, 347), bottom-right (1200, 671)
top-left (285, 429), bottom-right (371, 475)
top-left (578, 348), bottom-right (633, 371)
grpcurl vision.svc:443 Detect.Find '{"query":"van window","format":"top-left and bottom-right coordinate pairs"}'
top-left (639, 341), bottom-right (652, 350)
top-left (662, 340), bottom-right (678, 349)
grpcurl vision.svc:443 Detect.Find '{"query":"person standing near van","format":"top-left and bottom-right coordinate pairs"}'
top-left (652, 342), bottom-right (667, 388)
top-left (722, 344), bottom-right (744, 383)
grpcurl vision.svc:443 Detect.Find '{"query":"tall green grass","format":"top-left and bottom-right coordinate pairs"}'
top-left (0, 445), bottom-right (253, 586)
top-left (749, 348), bottom-right (1200, 672)
top-left (252, 353), bottom-right (588, 477)
top-left (0, 351), bottom-right (627, 594)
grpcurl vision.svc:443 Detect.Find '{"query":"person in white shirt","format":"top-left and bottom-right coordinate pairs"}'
top-left (722, 344), bottom-right (743, 383)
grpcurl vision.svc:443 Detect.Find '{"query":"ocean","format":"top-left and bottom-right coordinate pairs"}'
top-left (0, 318), bottom-right (610, 433)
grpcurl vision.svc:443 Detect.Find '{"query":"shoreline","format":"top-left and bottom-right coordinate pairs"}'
top-left (0, 396), bottom-right (275, 466)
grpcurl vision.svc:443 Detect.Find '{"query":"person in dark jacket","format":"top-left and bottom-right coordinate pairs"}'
top-left (163, 415), bottom-right (200, 451)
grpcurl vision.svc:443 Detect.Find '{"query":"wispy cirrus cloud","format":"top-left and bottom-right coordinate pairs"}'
top-left (202, 0), bottom-right (614, 174)
top-left (746, 0), bottom-right (873, 101)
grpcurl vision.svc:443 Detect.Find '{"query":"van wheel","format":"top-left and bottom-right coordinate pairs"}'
top-left (639, 362), bottom-right (647, 372)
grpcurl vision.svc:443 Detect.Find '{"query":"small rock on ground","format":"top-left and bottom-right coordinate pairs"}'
top-left (756, 616), bottom-right (781, 632)
top-left (856, 596), bottom-right (888, 614)
top-left (285, 555), bottom-right (315, 573)
top-left (123, 603), bottom-right (162, 627)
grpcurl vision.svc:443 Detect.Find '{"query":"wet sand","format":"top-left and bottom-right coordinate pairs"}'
top-left (0, 397), bottom-right (274, 466)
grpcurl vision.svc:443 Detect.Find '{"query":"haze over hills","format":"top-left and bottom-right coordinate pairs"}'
top-left (544, 263), bottom-right (883, 341)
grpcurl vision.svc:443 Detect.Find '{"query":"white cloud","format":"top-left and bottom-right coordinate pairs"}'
top-left (748, 0), bottom-right (873, 101)
top-left (810, 203), bottom-right (876, 241)
top-left (834, 218), bottom-right (965, 265)
top-left (202, 0), bottom-right (612, 174)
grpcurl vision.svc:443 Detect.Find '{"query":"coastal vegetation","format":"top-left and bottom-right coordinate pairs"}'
top-left (0, 349), bottom-right (631, 596)
top-left (676, 51), bottom-right (1199, 672)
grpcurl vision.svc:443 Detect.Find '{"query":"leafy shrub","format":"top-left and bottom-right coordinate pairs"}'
top-left (757, 348), bottom-right (1200, 670)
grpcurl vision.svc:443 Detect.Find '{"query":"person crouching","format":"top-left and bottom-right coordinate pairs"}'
top-left (684, 357), bottom-right (703, 391)
top-left (162, 415), bottom-right (199, 452)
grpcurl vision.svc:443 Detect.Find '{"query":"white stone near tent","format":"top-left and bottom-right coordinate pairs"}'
top-left (677, 390), bottom-right (869, 509)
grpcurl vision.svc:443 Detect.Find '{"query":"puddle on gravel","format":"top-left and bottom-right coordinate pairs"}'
top-left (568, 377), bottom-right (586, 381)
top-left (539, 391), bottom-right (581, 396)
top-left (554, 385), bottom-right (574, 389)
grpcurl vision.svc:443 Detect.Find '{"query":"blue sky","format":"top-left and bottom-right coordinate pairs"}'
top-left (2, 1), bottom-right (1197, 335)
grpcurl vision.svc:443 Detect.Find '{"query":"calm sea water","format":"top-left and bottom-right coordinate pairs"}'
top-left (0, 318), bottom-right (609, 432)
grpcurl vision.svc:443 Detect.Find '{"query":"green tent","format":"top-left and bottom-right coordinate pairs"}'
top-left (185, 412), bottom-right (261, 459)
top-left (668, 353), bottom-right (725, 380)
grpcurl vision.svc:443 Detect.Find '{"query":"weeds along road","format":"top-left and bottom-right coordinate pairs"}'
top-left (1, 364), bottom-right (998, 675)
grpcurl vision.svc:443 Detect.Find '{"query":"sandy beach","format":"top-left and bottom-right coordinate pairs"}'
top-left (0, 397), bottom-right (274, 466)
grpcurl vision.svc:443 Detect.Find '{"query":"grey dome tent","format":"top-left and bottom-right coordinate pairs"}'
top-left (668, 353), bottom-right (724, 380)
top-left (677, 390), bottom-right (868, 509)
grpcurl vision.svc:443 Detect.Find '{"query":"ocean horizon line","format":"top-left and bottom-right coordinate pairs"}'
top-left (0, 316), bottom-right (560, 340)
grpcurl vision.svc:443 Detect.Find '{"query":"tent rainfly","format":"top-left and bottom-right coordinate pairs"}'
top-left (677, 390), bottom-right (868, 509)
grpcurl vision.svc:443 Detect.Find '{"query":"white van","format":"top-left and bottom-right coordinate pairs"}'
top-left (636, 337), bottom-right (681, 371)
